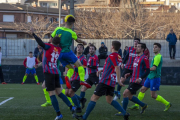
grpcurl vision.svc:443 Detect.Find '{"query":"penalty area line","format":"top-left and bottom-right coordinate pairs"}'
top-left (0, 97), bottom-right (14, 106)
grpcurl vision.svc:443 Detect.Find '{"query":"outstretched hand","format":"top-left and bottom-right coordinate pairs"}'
top-left (118, 80), bottom-right (125, 87)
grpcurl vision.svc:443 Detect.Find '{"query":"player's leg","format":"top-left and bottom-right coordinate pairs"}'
top-left (22, 69), bottom-right (28, 84)
top-left (129, 78), bottom-right (150, 110)
top-left (33, 70), bottom-right (39, 85)
top-left (41, 81), bottom-right (52, 107)
top-left (150, 78), bottom-right (172, 111)
top-left (54, 74), bottom-right (75, 113)
top-left (45, 73), bottom-right (63, 119)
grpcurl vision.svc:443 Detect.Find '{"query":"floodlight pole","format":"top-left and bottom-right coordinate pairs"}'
top-left (59, 0), bottom-right (61, 27)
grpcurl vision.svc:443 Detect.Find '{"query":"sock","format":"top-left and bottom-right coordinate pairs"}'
top-left (135, 92), bottom-right (145, 107)
top-left (83, 101), bottom-right (96, 120)
top-left (78, 66), bottom-right (85, 82)
top-left (67, 69), bottom-right (74, 79)
top-left (43, 88), bottom-right (51, 103)
top-left (111, 100), bottom-right (126, 115)
top-left (80, 91), bottom-right (85, 99)
top-left (131, 96), bottom-right (145, 107)
top-left (58, 93), bottom-right (71, 107)
top-left (123, 97), bottom-right (129, 111)
top-left (22, 75), bottom-right (27, 83)
top-left (61, 89), bottom-right (74, 106)
top-left (156, 95), bottom-right (169, 106)
top-left (34, 75), bottom-right (39, 83)
top-left (71, 95), bottom-right (81, 108)
top-left (75, 94), bottom-right (82, 100)
top-left (50, 95), bottom-right (60, 113)
top-left (117, 84), bottom-right (122, 91)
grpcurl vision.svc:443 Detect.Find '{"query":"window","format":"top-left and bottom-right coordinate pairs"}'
top-left (40, 2), bottom-right (48, 7)
top-left (3, 15), bottom-right (14, 22)
top-left (27, 16), bottom-right (31, 23)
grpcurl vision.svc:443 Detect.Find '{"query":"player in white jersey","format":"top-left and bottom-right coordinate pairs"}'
top-left (21, 51), bottom-right (39, 85)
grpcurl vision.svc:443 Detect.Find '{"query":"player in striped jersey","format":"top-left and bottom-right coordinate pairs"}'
top-left (78, 44), bottom-right (99, 109)
top-left (65, 44), bottom-right (87, 113)
top-left (117, 43), bottom-right (150, 115)
top-left (114, 38), bottom-right (140, 101)
top-left (30, 29), bottom-right (75, 120)
top-left (129, 43), bottom-right (172, 111)
top-left (74, 41), bottom-right (129, 120)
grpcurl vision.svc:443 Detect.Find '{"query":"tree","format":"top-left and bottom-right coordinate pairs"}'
top-left (14, 15), bottom-right (58, 39)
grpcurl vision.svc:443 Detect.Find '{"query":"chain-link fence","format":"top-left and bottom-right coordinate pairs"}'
top-left (0, 38), bottom-right (179, 58)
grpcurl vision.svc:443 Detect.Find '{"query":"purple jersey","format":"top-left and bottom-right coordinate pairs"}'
top-left (130, 54), bottom-right (150, 85)
top-left (125, 46), bottom-right (137, 70)
top-left (99, 52), bottom-right (122, 87)
top-left (87, 54), bottom-right (99, 74)
top-left (70, 55), bottom-right (87, 81)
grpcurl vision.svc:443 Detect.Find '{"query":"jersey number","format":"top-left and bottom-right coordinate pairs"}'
top-left (49, 51), bottom-right (59, 68)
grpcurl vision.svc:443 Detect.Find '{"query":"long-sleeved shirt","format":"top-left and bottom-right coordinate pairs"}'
top-left (99, 46), bottom-right (108, 55)
top-left (0, 52), bottom-right (2, 66)
top-left (166, 33), bottom-right (177, 45)
top-left (23, 57), bottom-right (38, 68)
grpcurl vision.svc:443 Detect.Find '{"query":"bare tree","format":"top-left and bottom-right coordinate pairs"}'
top-left (14, 15), bottom-right (58, 39)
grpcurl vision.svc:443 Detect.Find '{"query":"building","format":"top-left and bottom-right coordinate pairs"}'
top-left (0, 3), bottom-right (68, 38)
top-left (0, 0), bottom-right (26, 4)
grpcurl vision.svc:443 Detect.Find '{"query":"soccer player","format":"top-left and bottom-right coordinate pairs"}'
top-left (78, 44), bottom-right (99, 109)
top-left (21, 52), bottom-right (39, 85)
top-left (116, 43), bottom-right (150, 115)
top-left (31, 29), bottom-right (75, 120)
top-left (74, 41), bottom-right (129, 120)
top-left (114, 38), bottom-right (140, 101)
top-left (129, 43), bottom-right (172, 111)
top-left (65, 44), bottom-right (87, 113)
top-left (51, 15), bottom-right (91, 89)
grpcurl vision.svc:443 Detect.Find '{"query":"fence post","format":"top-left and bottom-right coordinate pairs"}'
top-left (5, 37), bottom-right (7, 58)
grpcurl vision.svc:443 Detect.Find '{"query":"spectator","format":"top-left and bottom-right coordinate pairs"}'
top-left (0, 47), bottom-right (6, 84)
top-left (37, 47), bottom-right (43, 63)
top-left (34, 45), bottom-right (40, 58)
top-left (118, 47), bottom-right (122, 57)
top-left (98, 42), bottom-right (108, 62)
top-left (123, 46), bottom-right (128, 59)
top-left (166, 29), bottom-right (177, 59)
top-left (83, 43), bottom-right (91, 56)
top-left (144, 47), bottom-right (150, 59)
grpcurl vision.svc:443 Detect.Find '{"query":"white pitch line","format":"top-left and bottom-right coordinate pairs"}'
top-left (0, 97), bottom-right (14, 106)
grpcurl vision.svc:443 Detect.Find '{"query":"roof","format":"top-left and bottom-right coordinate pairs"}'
top-left (25, 0), bottom-right (38, 3)
top-left (74, 0), bottom-right (109, 6)
top-left (0, 3), bottom-right (68, 15)
top-left (154, 5), bottom-right (178, 12)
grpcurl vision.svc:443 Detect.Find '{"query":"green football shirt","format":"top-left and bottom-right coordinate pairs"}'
top-left (51, 27), bottom-right (77, 52)
top-left (148, 53), bottom-right (163, 79)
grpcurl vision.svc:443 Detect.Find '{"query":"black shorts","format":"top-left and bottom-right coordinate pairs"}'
top-left (86, 73), bottom-right (99, 86)
top-left (94, 83), bottom-right (115, 97)
top-left (121, 68), bottom-right (133, 78)
top-left (127, 82), bottom-right (142, 95)
top-left (66, 80), bottom-right (81, 92)
top-left (44, 72), bottom-right (61, 91)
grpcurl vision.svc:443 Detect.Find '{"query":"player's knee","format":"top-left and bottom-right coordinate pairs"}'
top-left (151, 94), bottom-right (156, 99)
top-left (90, 94), bottom-right (98, 102)
top-left (123, 90), bottom-right (129, 98)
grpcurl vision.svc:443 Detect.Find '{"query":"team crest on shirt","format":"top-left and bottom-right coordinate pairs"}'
top-left (133, 63), bottom-right (138, 67)
top-left (129, 53), bottom-right (137, 57)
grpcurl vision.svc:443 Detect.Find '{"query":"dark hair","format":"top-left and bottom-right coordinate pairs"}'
top-left (67, 16), bottom-right (75, 25)
top-left (154, 43), bottom-right (161, 49)
top-left (125, 46), bottom-right (128, 48)
top-left (89, 44), bottom-right (96, 50)
top-left (134, 38), bottom-right (140, 42)
top-left (112, 41), bottom-right (121, 51)
top-left (77, 44), bottom-right (84, 50)
top-left (52, 36), bottom-right (60, 45)
top-left (0, 47), bottom-right (1, 49)
top-left (138, 43), bottom-right (146, 51)
top-left (29, 52), bottom-right (33, 54)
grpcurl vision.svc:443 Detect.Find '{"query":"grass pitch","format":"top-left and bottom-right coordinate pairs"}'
top-left (0, 84), bottom-right (179, 120)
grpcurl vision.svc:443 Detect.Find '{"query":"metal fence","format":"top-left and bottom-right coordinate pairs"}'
top-left (0, 38), bottom-right (179, 58)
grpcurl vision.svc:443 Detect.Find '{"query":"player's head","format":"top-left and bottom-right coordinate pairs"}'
top-left (89, 44), bottom-right (96, 55)
top-left (111, 41), bottom-right (121, 52)
top-left (136, 43), bottom-right (146, 54)
top-left (52, 36), bottom-right (60, 46)
top-left (170, 29), bottom-right (173, 34)
top-left (65, 15), bottom-right (75, 28)
top-left (134, 38), bottom-right (140, 48)
top-left (77, 44), bottom-right (84, 55)
top-left (29, 51), bottom-right (33, 57)
top-left (153, 43), bottom-right (161, 54)
top-left (88, 43), bottom-right (91, 46)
